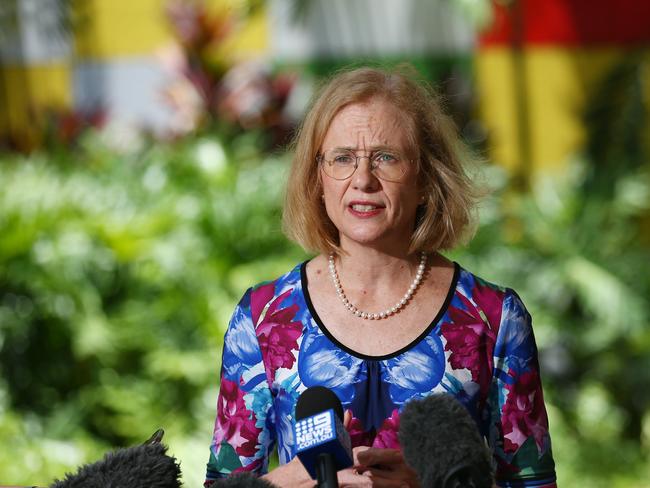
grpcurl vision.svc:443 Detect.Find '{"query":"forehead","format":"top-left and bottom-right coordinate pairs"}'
top-left (321, 98), bottom-right (413, 150)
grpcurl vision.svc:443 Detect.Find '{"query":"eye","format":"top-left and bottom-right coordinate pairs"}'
top-left (373, 151), bottom-right (398, 164)
top-left (332, 153), bottom-right (355, 165)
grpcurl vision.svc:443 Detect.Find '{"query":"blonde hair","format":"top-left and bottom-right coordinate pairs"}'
top-left (282, 65), bottom-right (480, 255)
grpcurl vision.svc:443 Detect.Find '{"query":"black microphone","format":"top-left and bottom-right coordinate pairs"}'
top-left (294, 386), bottom-right (353, 488)
top-left (49, 431), bottom-right (182, 488)
top-left (398, 394), bottom-right (493, 488)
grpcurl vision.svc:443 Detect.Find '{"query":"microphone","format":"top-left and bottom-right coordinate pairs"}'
top-left (49, 430), bottom-right (182, 488)
top-left (398, 394), bottom-right (493, 488)
top-left (294, 386), bottom-right (353, 488)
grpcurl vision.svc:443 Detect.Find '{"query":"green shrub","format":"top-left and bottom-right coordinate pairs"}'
top-left (1, 129), bottom-right (649, 487)
top-left (0, 133), bottom-right (304, 485)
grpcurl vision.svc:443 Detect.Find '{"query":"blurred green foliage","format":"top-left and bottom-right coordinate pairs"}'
top-left (1, 55), bottom-right (650, 487)
top-left (1, 129), bottom-right (649, 486)
top-left (0, 133), bottom-right (305, 485)
top-left (450, 161), bottom-right (650, 487)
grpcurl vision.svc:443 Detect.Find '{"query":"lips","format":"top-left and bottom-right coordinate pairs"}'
top-left (348, 201), bottom-right (385, 217)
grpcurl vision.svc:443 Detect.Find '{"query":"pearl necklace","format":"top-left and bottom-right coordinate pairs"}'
top-left (328, 251), bottom-right (427, 320)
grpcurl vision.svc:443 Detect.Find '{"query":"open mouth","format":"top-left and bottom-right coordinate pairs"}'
top-left (350, 204), bottom-right (380, 212)
top-left (348, 202), bottom-right (385, 216)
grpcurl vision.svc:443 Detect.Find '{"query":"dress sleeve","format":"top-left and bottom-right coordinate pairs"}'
top-left (490, 289), bottom-right (557, 488)
top-left (204, 288), bottom-right (276, 486)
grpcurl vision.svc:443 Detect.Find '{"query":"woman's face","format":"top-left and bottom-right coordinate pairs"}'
top-left (320, 97), bottom-right (421, 253)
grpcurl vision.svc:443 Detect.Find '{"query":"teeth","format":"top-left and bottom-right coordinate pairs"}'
top-left (351, 204), bottom-right (378, 212)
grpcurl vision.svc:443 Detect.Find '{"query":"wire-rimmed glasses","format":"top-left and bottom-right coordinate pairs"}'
top-left (318, 148), bottom-right (412, 182)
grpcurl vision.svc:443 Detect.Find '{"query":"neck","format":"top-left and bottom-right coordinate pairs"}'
top-left (338, 233), bottom-right (412, 260)
top-left (333, 240), bottom-right (425, 286)
top-left (327, 248), bottom-right (428, 320)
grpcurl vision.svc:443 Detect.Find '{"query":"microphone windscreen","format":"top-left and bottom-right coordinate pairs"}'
top-left (212, 473), bottom-right (278, 488)
top-left (398, 394), bottom-right (493, 488)
top-left (49, 442), bottom-right (182, 488)
top-left (295, 385), bottom-right (344, 421)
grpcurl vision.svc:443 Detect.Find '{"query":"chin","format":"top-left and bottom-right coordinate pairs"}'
top-left (335, 217), bottom-right (414, 249)
top-left (340, 229), bottom-right (401, 249)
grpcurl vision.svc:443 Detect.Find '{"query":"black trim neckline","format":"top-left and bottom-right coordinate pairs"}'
top-left (300, 260), bottom-right (460, 361)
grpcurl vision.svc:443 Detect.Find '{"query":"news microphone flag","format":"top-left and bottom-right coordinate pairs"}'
top-left (295, 408), bottom-right (353, 479)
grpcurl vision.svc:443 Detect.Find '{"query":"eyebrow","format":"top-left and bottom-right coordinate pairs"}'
top-left (329, 145), bottom-right (400, 152)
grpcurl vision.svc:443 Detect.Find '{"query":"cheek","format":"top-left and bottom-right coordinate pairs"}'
top-left (392, 190), bottom-right (421, 220)
top-left (321, 182), bottom-right (340, 221)
top-left (321, 177), bottom-right (345, 203)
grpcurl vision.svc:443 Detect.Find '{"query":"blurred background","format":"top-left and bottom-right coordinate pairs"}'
top-left (1, 0), bottom-right (649, 486)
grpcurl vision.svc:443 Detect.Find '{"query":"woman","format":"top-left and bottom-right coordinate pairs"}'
top-left (204, 67), bottom-right (557, 488)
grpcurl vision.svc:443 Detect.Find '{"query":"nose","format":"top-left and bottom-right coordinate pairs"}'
top-left (351, 156), bottom-right (380, 192)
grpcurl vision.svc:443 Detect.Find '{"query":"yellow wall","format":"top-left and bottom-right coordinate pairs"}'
top-left (475, 47), bottom-right (643, 175)
top-left (74, 0), bottom-right (268, 59)
top-left (217, 6), bottom-right (269, 62)
top-left (0, 62), bottom-right (71, 149)
top-left (75, 0), bottom-right (172, 58)
top-left (1, 0), bottom-right (268, 148)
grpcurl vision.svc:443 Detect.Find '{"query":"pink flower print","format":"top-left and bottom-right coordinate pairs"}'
top-left (250, 282), bottom-right (276, 325)
top-left (502, 370), bottom-right (549, 454)
top-left (234, 457), bottom-right (263, 474)
top-left (255, 289), bottom-right (303, 383)
top-left (346, 413), bottom-right (374, 448)
top-left (373, 409), bottom-right (401, 449)
top-left (441, 293), bottom-right (498, 404)
top-left (215, 379), bottom-right (262, 457)
top-left (472, 278), bottom-right (504, 329)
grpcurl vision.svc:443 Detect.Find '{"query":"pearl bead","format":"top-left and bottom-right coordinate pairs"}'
top-left (328, 251), bottom-right (427, 320)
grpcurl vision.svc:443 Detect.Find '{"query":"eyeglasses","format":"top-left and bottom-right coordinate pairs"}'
top-left (318, 148), bottom-right (412, 182)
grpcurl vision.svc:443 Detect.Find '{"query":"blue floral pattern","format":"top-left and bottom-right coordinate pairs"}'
top-left (205, 262), bottom-right (557, 487)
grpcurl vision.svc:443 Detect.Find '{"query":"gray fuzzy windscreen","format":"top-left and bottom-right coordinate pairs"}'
top-left (398, 393), bottom-right (493, 488)
top-left (49, 442), bottom-right (182, 488)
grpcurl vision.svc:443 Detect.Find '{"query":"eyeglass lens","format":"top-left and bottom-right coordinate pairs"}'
top-left (320, 150), bottom-right (407, 181)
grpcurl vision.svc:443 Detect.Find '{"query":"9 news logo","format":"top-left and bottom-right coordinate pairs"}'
top-left (295, 411), bottom-right (334, 450)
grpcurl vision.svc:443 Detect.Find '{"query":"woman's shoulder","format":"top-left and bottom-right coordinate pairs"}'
top-left (455, 263), bottom-right (506, 294)
top-left (455, 264), bottom-right (527, 301)
top-left (248, 261), bottom-right (305, 293)
top-left (234, 261), bottom-right (307, 315)
top-left (452, 263), bottom-right (528, 328)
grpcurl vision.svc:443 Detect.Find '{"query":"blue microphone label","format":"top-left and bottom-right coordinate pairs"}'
top-left (295, 410), bottom-right (336, 451)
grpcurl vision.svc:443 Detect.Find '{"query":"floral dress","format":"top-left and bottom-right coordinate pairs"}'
top-left (204, 262), bottom-right (557, 488)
